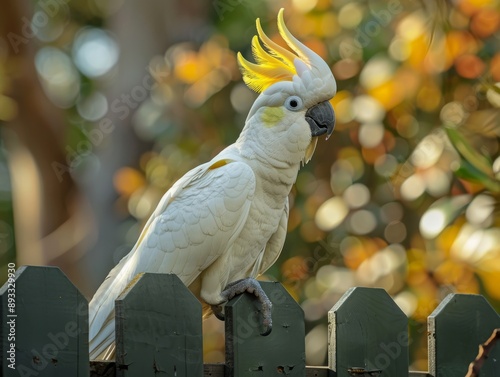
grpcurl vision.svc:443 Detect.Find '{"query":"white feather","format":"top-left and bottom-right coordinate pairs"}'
top-left (89, 154), bottom-right (255, 359)
top-left (89, 16), bottom-right (336, 357)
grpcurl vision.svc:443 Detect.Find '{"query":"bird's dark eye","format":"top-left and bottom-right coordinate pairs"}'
top-left (285, 96), bottom-right (303, 111)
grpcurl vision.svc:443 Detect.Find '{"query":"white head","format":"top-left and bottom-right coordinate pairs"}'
top-left (237, 9), bottom-right (337, 166)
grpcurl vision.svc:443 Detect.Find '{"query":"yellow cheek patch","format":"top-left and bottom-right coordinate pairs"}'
top-left (261, 107), bottom-right (284, 127)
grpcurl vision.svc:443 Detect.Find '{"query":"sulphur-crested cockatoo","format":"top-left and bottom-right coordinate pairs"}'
top-left (89, 8), bottom-right (336, 360)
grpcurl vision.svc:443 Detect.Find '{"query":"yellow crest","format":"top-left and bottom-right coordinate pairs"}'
top-left (237, 9), bottom-right (311, 93)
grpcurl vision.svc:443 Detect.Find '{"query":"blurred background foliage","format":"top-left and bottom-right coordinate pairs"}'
top-left (1, 0), bottom-right (500, 370)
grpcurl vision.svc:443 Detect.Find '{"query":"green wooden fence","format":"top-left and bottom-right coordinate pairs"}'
top-left (1, 266), bottom-right (499, 376)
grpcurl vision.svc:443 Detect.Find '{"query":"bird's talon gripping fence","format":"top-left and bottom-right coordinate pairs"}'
top-left (1, 266), bottom-right (499, 376)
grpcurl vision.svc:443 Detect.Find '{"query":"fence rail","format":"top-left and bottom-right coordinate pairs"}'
top-left (1, 266), bottom-right (499, 376)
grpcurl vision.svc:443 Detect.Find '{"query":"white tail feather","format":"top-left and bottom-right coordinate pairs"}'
top-left (89, 252), bottom-right (135, 360)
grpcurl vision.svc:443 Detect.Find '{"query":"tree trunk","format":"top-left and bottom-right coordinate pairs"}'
top-left (0, 0), bottom-right (92, 292)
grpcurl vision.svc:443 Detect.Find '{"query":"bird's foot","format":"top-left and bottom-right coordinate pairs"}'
top-left (212, 278), bottom-right (272, 336)
top-left (211, 303), bottom-right (225, 321)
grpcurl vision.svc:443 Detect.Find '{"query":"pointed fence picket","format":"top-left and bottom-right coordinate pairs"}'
top-left (0, 266), bottom-right (88, 377)
top-left (114, 273), bottom-right (203, 376)
top-left (328, 287), bottom-right (409, 376)
top-left (429, 293), bottom-right (500, 376)
top-left (0, 266), bottom-right (499, 377)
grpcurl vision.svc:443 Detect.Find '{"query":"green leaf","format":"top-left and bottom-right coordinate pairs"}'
top-left (453, 159), bottom-right (500, 193)
top-left (445, 126), bottom-right (492, 175)
top-left (445, 125), bottom-right (500, 192)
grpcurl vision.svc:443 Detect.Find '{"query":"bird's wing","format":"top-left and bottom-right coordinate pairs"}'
top-left (248, 197), bottom-right (289, 278)
top-left (89, 158), bottom-right (255, 359)
top-left (257, 197), bottom-right (289, 276)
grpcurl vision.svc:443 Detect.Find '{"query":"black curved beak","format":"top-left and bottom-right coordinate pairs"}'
top-left (305, 101), bottom-right (336, 140)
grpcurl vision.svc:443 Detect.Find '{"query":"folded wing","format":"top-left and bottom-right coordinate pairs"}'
top-left (89, 159), bottom-right (255, 359)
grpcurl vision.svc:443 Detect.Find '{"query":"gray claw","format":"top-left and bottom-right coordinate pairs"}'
top-left (211, 304), bottom-right (225, 321)
top-left (221, 278), bottom-right (273, 336)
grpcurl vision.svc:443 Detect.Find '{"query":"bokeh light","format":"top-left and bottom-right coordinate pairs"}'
top-left (315, 197), bottom-right (349, 231)
top-left (35, 47), bottom-right (80, 108)
top-left (73, 28), bottom-right (119, 78)
top-left (77, 92), bottom-right (108, 121)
